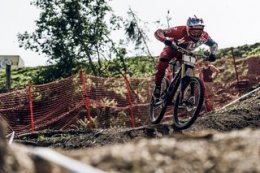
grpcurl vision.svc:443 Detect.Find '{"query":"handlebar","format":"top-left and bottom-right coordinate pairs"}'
top-left (170, 44), bottom-right (209, 61)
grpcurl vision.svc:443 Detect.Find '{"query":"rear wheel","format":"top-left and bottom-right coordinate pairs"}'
top-left (149, 78), bottom-right (169, 124)
top-left (173, 77), bottom-right (204, 130)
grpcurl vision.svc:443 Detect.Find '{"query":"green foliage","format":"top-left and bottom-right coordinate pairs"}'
top-left (18, 0), bottom-right (123, 82)
top-left (100, 55), bottom-right (157, 77)
top-left (216, 43), bottom-right (260, 58)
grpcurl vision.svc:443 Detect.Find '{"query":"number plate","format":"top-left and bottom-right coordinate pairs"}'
top-left (183, 55), bottom-right (196, 64)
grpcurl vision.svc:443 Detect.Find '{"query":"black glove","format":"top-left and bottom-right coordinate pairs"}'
top-left (208, 54), bottom-right (216, 62)
top-left (164, 39), bottom-right (173, 47)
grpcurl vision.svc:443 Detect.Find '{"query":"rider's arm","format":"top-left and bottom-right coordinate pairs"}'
top-left (210, 64), bottom-right (220, 79)
top-left (205, 38), bottom-right (218, 55)
top-left (154, 26), bottom-right (181, 42)
top-left (154, 29), bottom-right (167, 42)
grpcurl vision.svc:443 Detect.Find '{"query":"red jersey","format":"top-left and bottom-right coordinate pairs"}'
top-left (154, 25), bottom-right (212, 51)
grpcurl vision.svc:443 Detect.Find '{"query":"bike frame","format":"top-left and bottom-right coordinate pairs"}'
top-left (163, 46), bottom-right (199, 106)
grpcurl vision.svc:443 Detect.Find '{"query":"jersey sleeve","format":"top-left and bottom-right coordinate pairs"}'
top-left (154, 29), bottom-right (166, 42)
top-left (203, 32), bottom-right (218, 54)
top-left (154, 26), bottom-right (180, 42)
top-left (205, 37), bottom-right (217, 47)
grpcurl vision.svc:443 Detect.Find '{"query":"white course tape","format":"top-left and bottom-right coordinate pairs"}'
top-left (29, 147), bottom-right (106, 173)
top-left (8, 131), bottom-right (15, 145)
top-left (219, 86), bottom-right (260, 110)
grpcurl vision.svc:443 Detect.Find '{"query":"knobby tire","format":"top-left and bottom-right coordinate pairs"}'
top-left (149, 78), bottom-right (170, 124)
top-left (173, 77), bottom-right (204, 130)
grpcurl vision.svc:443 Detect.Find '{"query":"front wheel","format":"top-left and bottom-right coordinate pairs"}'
top-left (173, 77), bottom-right (204, 130)
top-left (148, 78), bottom-right (169, 124)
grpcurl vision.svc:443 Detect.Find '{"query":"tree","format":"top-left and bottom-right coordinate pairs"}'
top-left (124, 8), bottom-right (152, 58)
top-left (18, 0), bottom-right (122, 83)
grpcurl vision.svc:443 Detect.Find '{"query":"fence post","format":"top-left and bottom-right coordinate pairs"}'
top-left (80, 67), bottom-right (92, 128)
top-left (28, 81), bottom-right (35, 132)
top-left (230, 47), bottom-right (241, 95)
top-left (123, 74), bottom-right (135, 128)
top-left (5, 64), bottom-right (11, 91)
top-left (196, 62), bottom-right (214, 112)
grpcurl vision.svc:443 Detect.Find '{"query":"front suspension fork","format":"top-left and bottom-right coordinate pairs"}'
top-left (179, 65), bottom-right (196, 102)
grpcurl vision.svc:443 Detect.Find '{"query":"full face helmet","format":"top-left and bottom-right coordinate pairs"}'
top-left (186, 15), bottom-right (205, 41)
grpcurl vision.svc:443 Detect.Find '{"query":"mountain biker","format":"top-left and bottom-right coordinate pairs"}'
top-left (153, 15), bottom-right (218, 99)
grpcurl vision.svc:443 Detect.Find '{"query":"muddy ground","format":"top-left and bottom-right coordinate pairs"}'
top-left (1, 87), bottom-right (259, 173)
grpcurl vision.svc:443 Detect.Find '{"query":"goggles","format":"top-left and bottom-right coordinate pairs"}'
top-left (189, 28), bottom-right (203, 37)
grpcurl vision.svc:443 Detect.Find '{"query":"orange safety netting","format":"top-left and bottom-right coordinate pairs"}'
top-left (0, 65), bottom-right (213, 135)
top-left (0, 72), bottom-right (159, 134)
top-left (0, 75), bottom-right (85, 134)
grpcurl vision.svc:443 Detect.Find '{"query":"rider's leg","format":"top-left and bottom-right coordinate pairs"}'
top-left (153, 58), bottom-right (168, 98)
top-left (153, 47), bottom-right (178, 98)
top-left (155, 58), bottom-right (170, 87)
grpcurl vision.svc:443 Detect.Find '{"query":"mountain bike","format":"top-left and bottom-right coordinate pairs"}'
top-left (149, 45), bottom-right (205, 130)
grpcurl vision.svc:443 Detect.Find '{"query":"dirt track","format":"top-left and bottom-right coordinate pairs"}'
top-left (15, 88), bottom-right (260, 149)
